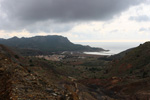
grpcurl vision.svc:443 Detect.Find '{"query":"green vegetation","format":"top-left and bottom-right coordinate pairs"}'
top-left (0, 35), bottom-right (105, 56)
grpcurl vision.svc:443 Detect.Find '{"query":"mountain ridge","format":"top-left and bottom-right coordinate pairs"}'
top-left (0, 35), bottom-right (105, 55)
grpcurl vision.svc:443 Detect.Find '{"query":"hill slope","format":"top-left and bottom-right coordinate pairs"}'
top-left (0, 44), bottom-right (120, 100)
top-left (102, 41), bottom-right (150, 99)
top-left (108, 42), bottom-right (150, 77)
top-left (0, 35), bottom-right (105, 55)
top-left (0, 44), bottom-right (76, 99)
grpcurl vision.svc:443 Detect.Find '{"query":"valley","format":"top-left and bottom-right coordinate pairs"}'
top-left (1, 0), bottom-right (150, 99)
top-left (0, 36), bottom-right (150, 100)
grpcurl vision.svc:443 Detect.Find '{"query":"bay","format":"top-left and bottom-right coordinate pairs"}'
top-left (76, 42), bottom-right (144, 55)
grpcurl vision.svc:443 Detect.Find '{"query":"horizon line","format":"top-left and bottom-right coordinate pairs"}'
top-left (72, 40), bottom-right (150, 43)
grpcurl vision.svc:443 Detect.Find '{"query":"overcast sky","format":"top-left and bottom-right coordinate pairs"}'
top-left (0, 0), bottom-right (150, 43)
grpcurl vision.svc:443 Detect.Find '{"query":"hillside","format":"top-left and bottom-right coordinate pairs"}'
top-left (78, 42), bottom-right (150, 99)
top-left (0, 44), bottom-right (120, 100)
top-left (0, 44), bottom-right (76, 100)
top-left (101, 42), bottom-right (150, 99)
top-left (108, 42), bottom-right (150, 77)
top-left (0, 35), bottom-right (105, 55)
top-left (1, 40), bottom-right (150, 100)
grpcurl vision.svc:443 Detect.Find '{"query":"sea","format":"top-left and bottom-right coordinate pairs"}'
top-left (75, 42), bottom-right (144, 56)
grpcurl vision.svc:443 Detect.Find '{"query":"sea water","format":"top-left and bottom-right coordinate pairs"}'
top-left (76, 42), bottom-right (144, 55)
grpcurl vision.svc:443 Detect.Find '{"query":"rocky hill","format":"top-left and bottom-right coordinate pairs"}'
top-left (0, 35), bottom-right (105, 55)
top-left (0, 44), bottom-right (118, 100)
top-left (108, 42), bottom-right (150, 77)
top-left (0, 44), bottom-right (76, 100)
top-left (103, 41), bottom-right (150, 99)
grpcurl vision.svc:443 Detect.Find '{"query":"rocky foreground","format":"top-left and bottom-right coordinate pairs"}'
top-left (0, 44), bottom-right (74, 100)
top-left (0, 45), bottom-right (116, 100)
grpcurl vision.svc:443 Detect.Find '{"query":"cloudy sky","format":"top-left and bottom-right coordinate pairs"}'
top-left (0, 0), bottom-right (150, 43)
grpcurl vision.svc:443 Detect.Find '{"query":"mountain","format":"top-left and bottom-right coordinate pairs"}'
top-left (101, 41), bottom-right (150, 99)
top-left (108, 42), bottom-right (150, 77)
top-left (0, 35), bottom-right (105, 55)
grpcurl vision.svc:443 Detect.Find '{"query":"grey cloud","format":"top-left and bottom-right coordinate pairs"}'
top-left (129, 15), bottom-right (150, 22)
top-left (0, 0), bottom-right (146, 32)
top-left (25, 21), bottom-right (75, 33)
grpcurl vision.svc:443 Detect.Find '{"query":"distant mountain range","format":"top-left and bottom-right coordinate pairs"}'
top-left (0, 35), bottom-right (105, 55)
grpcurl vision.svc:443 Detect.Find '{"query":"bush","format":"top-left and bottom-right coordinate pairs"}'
top-left (14, 55), bottom-right (19, 59)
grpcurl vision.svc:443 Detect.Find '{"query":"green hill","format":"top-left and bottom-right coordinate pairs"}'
top-left (0, 35), bottom-right (105, 55)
